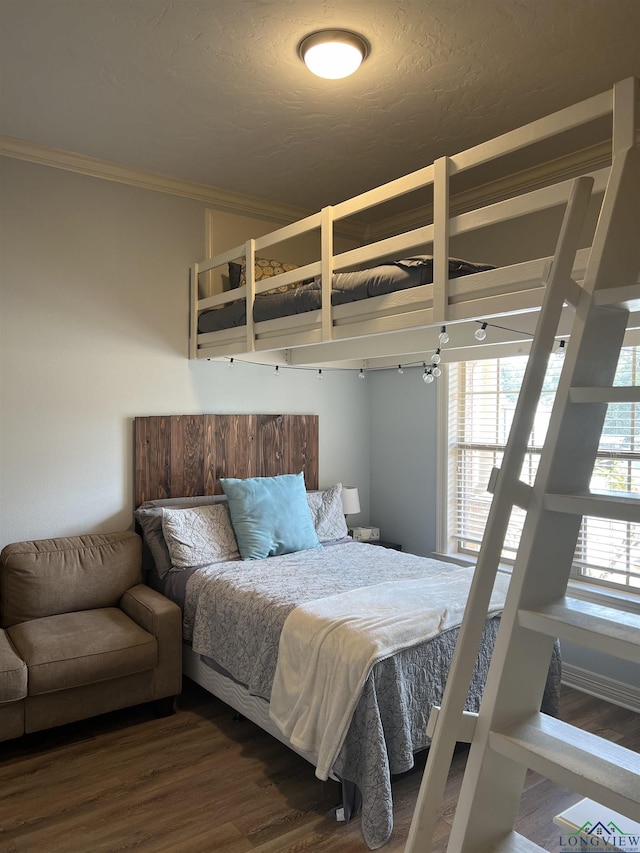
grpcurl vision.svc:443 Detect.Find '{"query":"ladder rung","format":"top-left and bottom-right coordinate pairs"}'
top-left (487, 467), bottom-right (532, 509)
top-left (518, 597), bottom-right (640, 663)
top-left (544, 490), bottom-right (640, 523)
top-left (489, 714), bottom-right (640, 818)
top-left (426, 705), bottom-right (478, 742)
top-left (569, 385), bottom-right (640, 404)
top-left (491, 832), bottom-right (545, 853)
top-left (593, 284), bottom-right (640, 310)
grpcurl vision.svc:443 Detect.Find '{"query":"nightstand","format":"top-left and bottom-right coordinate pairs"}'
top-left (370, 540), bottom-right (402, 551)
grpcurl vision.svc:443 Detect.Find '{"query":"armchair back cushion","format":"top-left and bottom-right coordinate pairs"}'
top-left (0, 532), bottom-right (141, 628)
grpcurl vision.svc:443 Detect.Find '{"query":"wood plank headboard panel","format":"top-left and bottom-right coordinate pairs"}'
top-left (134, 414), bottom-right (319, 507)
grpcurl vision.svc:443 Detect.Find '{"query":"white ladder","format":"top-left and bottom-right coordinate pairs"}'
top-left (406, 99), bottom-right (640, 851)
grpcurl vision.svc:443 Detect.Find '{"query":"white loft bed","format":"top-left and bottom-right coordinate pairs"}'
top-left (190, 78), bottom-right (639, 369)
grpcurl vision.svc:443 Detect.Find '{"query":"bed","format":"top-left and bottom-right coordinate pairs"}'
top-left (134, 414), bottom-right (561, 850)
top-left (197, 256), bottom-right (495, 334)
top-left (190, 78), bottom-right (638, 369)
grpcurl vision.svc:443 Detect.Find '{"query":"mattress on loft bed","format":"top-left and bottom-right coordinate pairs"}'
top-left (198, 256), bottom-right (494, 334)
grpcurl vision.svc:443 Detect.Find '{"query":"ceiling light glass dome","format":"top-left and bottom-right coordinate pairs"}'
top-left (298, 30), bottom-right (369, 80)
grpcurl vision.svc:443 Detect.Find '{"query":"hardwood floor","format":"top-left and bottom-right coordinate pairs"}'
top-left (0, 681), bottom-right (637, 852)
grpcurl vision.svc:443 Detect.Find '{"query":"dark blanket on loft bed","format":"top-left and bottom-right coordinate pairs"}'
top-left (198, 256), bottom-right (494, 334)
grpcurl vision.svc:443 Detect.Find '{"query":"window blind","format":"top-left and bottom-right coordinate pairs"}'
top-left (448, 347), bottom-right (639, 592)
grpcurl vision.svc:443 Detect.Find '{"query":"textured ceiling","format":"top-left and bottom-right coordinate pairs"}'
top-left (1, 0), bottom-right (639, 211)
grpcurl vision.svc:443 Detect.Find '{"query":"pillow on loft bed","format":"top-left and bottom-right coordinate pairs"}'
top-left (228, 257), bottom-right (299, 292)
top-left (221, 472), bottom-right (321, 560)
top-left (392, 256), bottom-right (495, 276)
top-left (161, 503), bottom-right (240, 569)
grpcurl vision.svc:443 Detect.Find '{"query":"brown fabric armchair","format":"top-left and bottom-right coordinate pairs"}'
top-left (0, 531), bottom-right (181, 741)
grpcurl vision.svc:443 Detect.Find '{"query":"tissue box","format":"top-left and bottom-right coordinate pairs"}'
top-left (352, 526), bottom-right (380, 542)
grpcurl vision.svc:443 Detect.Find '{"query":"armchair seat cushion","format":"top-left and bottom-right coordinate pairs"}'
top-left (8, 608), bottom-right (157, 696)
top-left (0, 630), bottom-right (27, 702)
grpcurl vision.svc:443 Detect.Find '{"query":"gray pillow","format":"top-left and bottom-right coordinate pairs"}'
top-left (135, 495), bottom-right (228, 579)
top-left (306, 484), bottom-right (349, 542)
top-left (162, 504), bottom-right (239, 569)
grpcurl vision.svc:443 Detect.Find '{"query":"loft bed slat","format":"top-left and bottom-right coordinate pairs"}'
top-left (334, 225), bottom-right (435, 269)
top-left (332, 163), bottom-right (436, 220)
top-left (190, 79), bottom-right (638, 366)
top-left (197, 242), bottom-right (247, 274)
top-left (253, 212), bottom-right (323, 252)
top-left (449, 89), bottom-right (614, 174)
top-left (450, 179), bottom-right (582, 237)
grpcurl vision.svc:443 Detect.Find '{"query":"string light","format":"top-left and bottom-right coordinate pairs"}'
top-left (474, 322), bottom-right (488, 341)
top-left (216, 316), bottom-right (557, 382)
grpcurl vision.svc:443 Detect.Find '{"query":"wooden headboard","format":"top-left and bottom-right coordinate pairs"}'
top-left (134, 414), bottom-right (319, 507)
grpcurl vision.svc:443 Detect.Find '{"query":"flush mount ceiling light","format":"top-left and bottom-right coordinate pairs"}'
top-left (298, 29), bottom-right (369, 79)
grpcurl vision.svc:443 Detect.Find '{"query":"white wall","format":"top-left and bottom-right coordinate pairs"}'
top-left (368, 366), bottom-right (438, 556)
top-left (0, 158), bottom-right (370, 547)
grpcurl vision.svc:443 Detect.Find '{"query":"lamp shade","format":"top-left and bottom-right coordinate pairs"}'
top-left (341, 486), bottom-right (361, 515)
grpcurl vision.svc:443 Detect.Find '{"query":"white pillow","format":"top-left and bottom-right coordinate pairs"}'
top-left (306, 484), bottom-right (349, 543)
top-left (161, 503), bottom-right (239, 569)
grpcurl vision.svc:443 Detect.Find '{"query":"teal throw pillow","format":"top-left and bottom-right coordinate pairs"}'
top-left (220, 473), bottom-right (321, 560)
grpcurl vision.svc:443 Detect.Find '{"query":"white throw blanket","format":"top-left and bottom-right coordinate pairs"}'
top-left (269, 566), bottom-right (510, 780)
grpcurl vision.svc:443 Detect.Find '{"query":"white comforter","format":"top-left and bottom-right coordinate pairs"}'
top-left (269, 566), bottom-right (510, 780)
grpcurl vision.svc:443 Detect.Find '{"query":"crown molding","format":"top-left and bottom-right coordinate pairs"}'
top-left (0, 135), bottom-right (366, 240)
top-left (3, 132), bottom-right (634, 244)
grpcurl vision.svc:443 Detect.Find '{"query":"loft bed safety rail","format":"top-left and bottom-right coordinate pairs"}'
top-left (189, 77), bottom-right (638, 365)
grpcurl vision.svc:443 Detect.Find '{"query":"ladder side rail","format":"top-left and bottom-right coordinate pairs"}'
top-left (612, 77), bottom-right (638, 156)
top-left (446, 148), bottom-right (640, 852)
top-left (581, 145), bottom-right (640, 299)
top-left (447, 302), bottom-right (631, 853)
top-left (404, 176), bottom-right (594, 853)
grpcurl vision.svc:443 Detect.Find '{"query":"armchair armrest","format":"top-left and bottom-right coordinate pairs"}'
top-left (120, 584), bottom-right (182, 700)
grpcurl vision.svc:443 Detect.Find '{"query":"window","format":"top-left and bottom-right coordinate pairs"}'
top-left (447, 347), bottom-right (639, 592)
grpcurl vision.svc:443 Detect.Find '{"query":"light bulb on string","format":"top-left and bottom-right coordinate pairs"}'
top-left (397, 365), bottom-right (404, 375)
top-left (273, 365), bottom-right (280, 377)
top-left (439, 325), bottom-right (449, 345)
top-left (228, 357), bottom-right (235, 368)
top-left (422, 364), bottom-right (434, 384)
top-left (317, 369), bottom-right (324, 380)
top-left (556, 339), bottom-right (566, 358)
top-left (358, 368), bottom-right (366, 379)
top-left (432, 365), bottom-right (442, 378)
top-left (474, 322), bottom-right (488, 341)
top-left (432, 348), bottom-right (441, 365)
